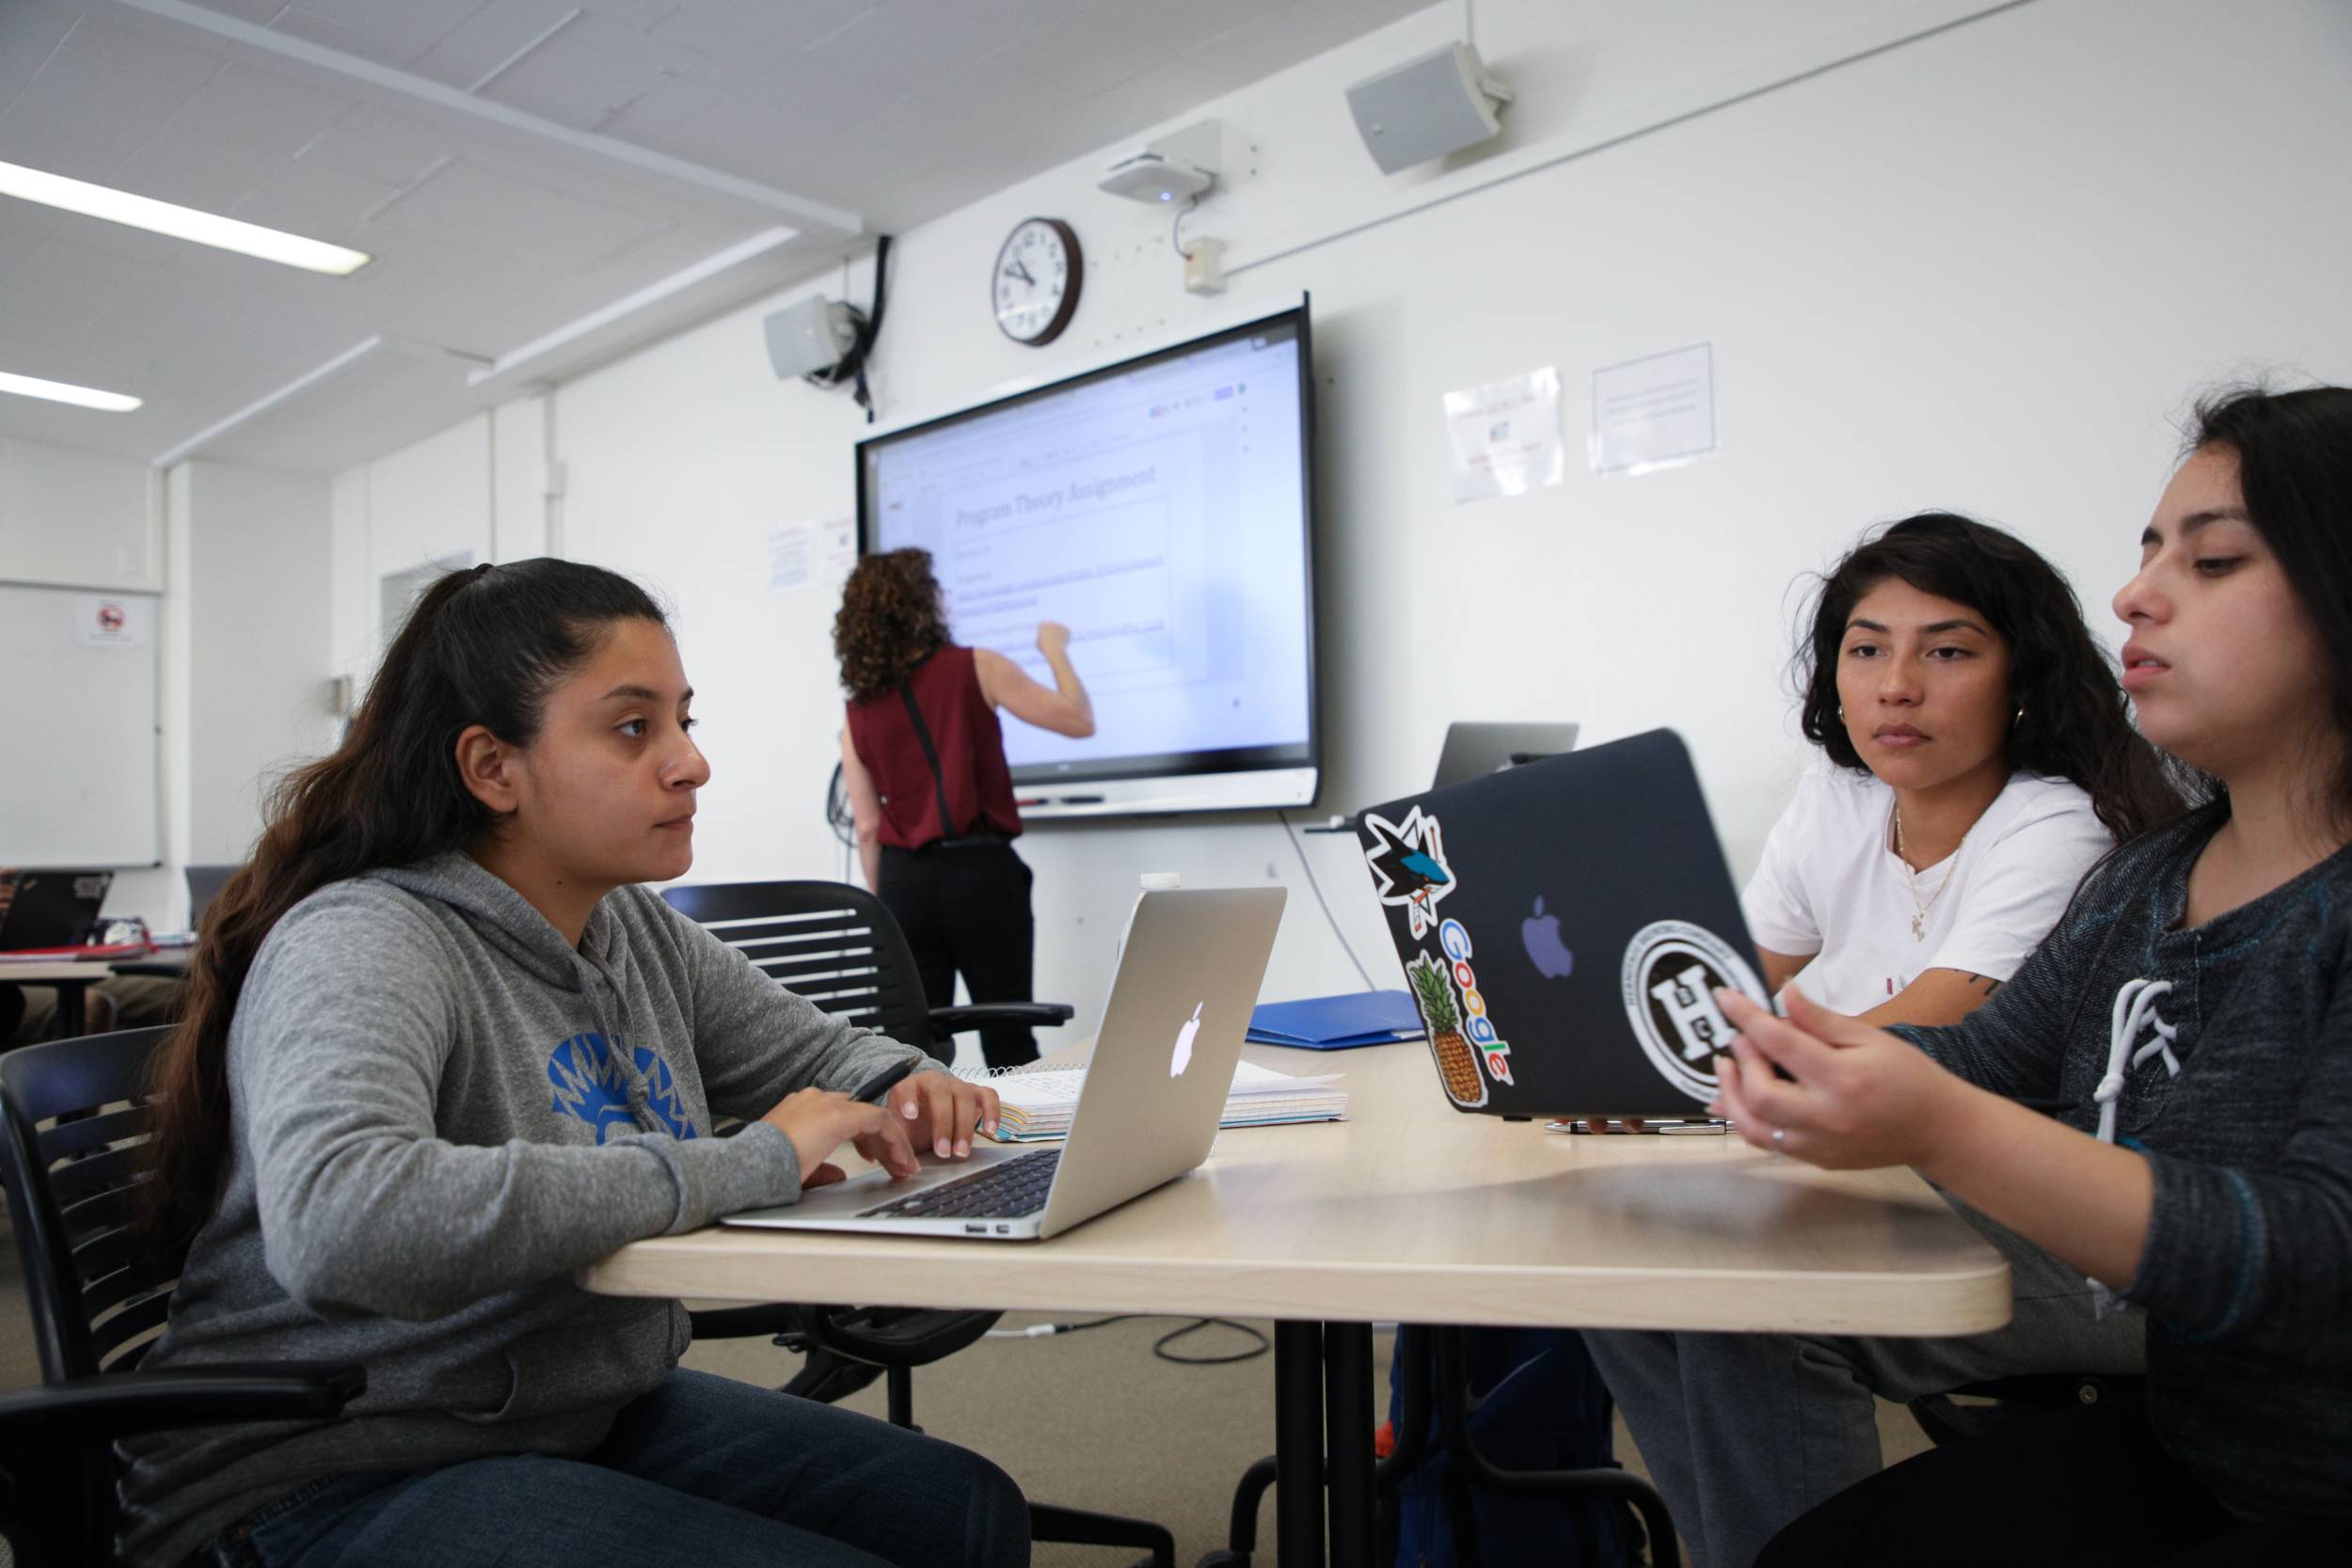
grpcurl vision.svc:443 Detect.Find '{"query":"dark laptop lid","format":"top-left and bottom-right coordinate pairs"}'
top-left (0, 869), bottom-right (115, 952)
top-left (1355, 729), bottom-right (1767, 1118)
top-left (186, 863), bottom-right (239, 931)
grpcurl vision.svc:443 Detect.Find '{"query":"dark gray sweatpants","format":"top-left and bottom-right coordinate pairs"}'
top-left (1584, 1202), bottom-right (2145, 1568)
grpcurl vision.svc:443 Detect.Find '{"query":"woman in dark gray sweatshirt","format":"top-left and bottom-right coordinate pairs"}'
top-left (121, 560), bottom-right (1025, 1568)
top-left (1722, 386), bottom-right (2352, 1565)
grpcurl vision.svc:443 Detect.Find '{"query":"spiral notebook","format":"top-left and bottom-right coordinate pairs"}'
top-left (960, 1054), bottom-right (1349, 1143)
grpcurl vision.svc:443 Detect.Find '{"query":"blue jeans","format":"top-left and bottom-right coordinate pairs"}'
top-left (195, 1369), bottom-right (1029, 1568)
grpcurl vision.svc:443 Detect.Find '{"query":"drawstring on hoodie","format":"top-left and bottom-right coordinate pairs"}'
top-left (578, 935), bottom-right (665, 1133)
top-left (2088, 975), bottom-right (2181, 1316)
top-left (2098, 977), bottom-right (2181, 1146)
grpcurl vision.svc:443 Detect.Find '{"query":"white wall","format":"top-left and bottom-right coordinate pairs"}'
top-left (179, 461), bottom-right (337, 868)
top-left (328, 0), bottom-right (2352, 1052)
top-left (0, 435), bottom-right (158, 593)
top-left (326, 414), bottom-right (498, 680)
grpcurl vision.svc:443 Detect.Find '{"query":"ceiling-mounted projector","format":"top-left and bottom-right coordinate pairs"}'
top-left (1099, 119), bottom-right (1221, 204)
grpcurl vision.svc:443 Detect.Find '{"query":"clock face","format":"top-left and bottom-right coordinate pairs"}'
top-left (993, 217), bottom-right (1081, 345)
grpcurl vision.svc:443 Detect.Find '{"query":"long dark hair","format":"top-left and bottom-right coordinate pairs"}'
top-left (138, 559), bottom-right (667, 1257)
top-left (833, 548), bottom-right (947, 702)
top-left (1794, 512), bottom-right (2182, 842)
top-left (2185, 385), bottom-right (2352, 819)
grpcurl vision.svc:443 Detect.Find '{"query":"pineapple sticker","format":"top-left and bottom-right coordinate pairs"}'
top-left (1406, 951), bottom-right (1486, 1108)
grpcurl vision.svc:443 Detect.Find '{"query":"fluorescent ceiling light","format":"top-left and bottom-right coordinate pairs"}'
top-left (0, 370), bottom-right (142, 413)
top-left (0, 159), bottom-right (370, 276)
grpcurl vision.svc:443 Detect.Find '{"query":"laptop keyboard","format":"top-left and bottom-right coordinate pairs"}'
top-left (857, 1148), bottom-right (1062, 1221)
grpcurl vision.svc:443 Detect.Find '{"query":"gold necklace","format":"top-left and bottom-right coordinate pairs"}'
top-left (1892, 804), bottom-right (1964, 942)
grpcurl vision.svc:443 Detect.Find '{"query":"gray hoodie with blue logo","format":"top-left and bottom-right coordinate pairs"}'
top-left (118, 851), bottom-right (942, 1567)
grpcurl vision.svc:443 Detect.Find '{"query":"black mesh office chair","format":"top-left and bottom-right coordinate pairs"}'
top-left (663, 879), bottom-right (1173, 1568)
top-left (0, 1027), bottom-right (363, 1567)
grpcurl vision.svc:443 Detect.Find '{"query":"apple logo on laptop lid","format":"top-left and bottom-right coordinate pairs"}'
top-left (1520, 896), bottom-right (1574, 978)
top-left (1169, 1002), bottom-right (1202, 1077)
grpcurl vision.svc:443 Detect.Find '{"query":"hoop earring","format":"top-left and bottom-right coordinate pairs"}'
top-left (2013, 705), bottom-right (2026, 724)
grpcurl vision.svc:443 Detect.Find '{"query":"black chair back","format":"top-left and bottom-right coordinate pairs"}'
top-left (662, 880), bottom-right (939, 1053)
top-left (0, 1027), bottom-right (180, 1385)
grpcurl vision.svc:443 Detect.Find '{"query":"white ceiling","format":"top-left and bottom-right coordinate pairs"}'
top-left (0, 0), bottom-right (1430, 473)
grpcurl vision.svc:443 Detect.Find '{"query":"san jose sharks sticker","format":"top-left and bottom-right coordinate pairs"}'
top-left (1619, 921), bottom-right (1766, 1101)
top-left (1361, 805), bottom-right (1454, 940)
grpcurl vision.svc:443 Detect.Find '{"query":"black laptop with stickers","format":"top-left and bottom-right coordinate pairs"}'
top-left (0, 869), bottom-right (115, 952)
top-left (1354, 728), bottom-right (1769, 1119)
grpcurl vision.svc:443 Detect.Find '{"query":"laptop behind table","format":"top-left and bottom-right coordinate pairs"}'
top-left (0, 870), bottom-right (115, 952)
top-left (1430, 721), bottom-right (1581, 790)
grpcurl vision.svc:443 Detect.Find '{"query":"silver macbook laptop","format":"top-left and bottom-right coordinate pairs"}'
top-left (723, 885), bottom-right (1287, 1241)
top-left (1431, 722), bottom-right (1581, 789)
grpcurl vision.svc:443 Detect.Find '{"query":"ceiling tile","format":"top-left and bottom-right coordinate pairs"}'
top-left (182, 1), bottom-right (290, 24)
top-left (272, 0), bottom-right (488, 69)
top-left (164, 60), bottom-right (357, 161)
top-left (51, 9), bottom-right (226, 120)
top-left (649, 0), bottom-right (876, 61)
top-left (0, 2), bottom-right (80, 120)
top-left (230, 159), bottom-right (409, 238)
top-left (107, 132), bottom-right (284, 214)
top-left (406, 0), bottom-right (603, 91)
top-left (578, 0), bottom-right (689, 28)
top-left (477, 15), bottom-right (704, 131)
top-left (364, 158), bottom-right (670, 263)
top-left (586, 68), bottom-right (727, 137)
top-left (0, 84), bottom-right (165, 184)
top-left (289, 103), bottom-right (455, 187)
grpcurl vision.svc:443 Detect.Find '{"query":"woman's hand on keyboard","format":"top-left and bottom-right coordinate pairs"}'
top-left (886, 1070), bottom-right (1003, 1159)
top-left (763, 1087), bottom-right (919, 1188)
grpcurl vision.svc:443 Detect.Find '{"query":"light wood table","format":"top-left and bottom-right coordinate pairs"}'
top-left (0, 960), bottom-right (118, 1037)
top-left (580, 1040), bottom-right (2010, 1564)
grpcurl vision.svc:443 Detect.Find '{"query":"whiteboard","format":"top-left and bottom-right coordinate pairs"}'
top-left (0, 582), bottom-right (161, 866)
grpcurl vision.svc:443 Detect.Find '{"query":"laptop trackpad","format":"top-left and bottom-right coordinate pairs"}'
top-left (724, 1141), bottom-right (1025, 1225)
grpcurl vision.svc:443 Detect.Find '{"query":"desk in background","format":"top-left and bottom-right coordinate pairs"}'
top-left (580, 1040), bottom-right (2010, 1566)
top-left (0, 960), bottom-right (119, 1037)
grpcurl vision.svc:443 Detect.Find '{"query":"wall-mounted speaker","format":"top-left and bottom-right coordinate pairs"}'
top-left (764, 296), bottom-right (861, 380)
top-left (1345, 42), bottom-right (1513, 175)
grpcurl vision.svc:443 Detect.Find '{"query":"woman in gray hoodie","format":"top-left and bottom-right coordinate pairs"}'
top-left (120, 559), bottom-right (1027, 1568)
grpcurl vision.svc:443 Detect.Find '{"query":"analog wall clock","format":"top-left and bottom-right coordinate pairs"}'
top-left (993, 216), bottom-right (1081, 346)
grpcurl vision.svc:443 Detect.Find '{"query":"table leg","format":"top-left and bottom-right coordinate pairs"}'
top-left (58, 981), bottom-right (87, 1038)
top-left (1275, 1320), bottom-right (1326, 1567)
top-left (1322, 1321), bottom-right (1375, 1567)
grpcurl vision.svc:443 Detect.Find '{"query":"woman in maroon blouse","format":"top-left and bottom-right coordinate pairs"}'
top-left (834, 549), bottom-right (1094, 1069)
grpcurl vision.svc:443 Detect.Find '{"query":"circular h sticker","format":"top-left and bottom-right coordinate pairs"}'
top-left (1619, 921), bottom-right (1767, 1101)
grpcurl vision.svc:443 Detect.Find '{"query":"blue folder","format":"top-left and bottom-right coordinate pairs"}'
top-left (1246, 990), bottom-right (1425, 1050)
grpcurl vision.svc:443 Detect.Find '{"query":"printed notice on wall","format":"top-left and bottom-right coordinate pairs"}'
top-left (767, 522), bottom-right (815, 593)
top-left (1590, 343), bottom-right (1715, 476)
top-left (768, 516), bottom-right (858, 596)
top-left (818, 515), bottom-right (856, 576)
top-left (1444, 366), bottom-right (1565, 502)
top-left (73, 594), bottom-right (149, 647)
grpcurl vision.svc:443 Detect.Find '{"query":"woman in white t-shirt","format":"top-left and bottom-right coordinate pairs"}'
top-left (1745, 511), bottom-right (2182, 1030)
top-left (1588, 512), bottom-right (2184, 1568)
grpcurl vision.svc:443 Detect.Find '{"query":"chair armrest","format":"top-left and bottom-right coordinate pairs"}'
top-left (798, 1304), bottom-right (1003, 1369)
top-left (688, 1304), bottom-right (801, 1340)
top-left (0, 1361), bottom-right (363, 1442)
top-left (926, 1002), bottom-right (1073, 1037)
